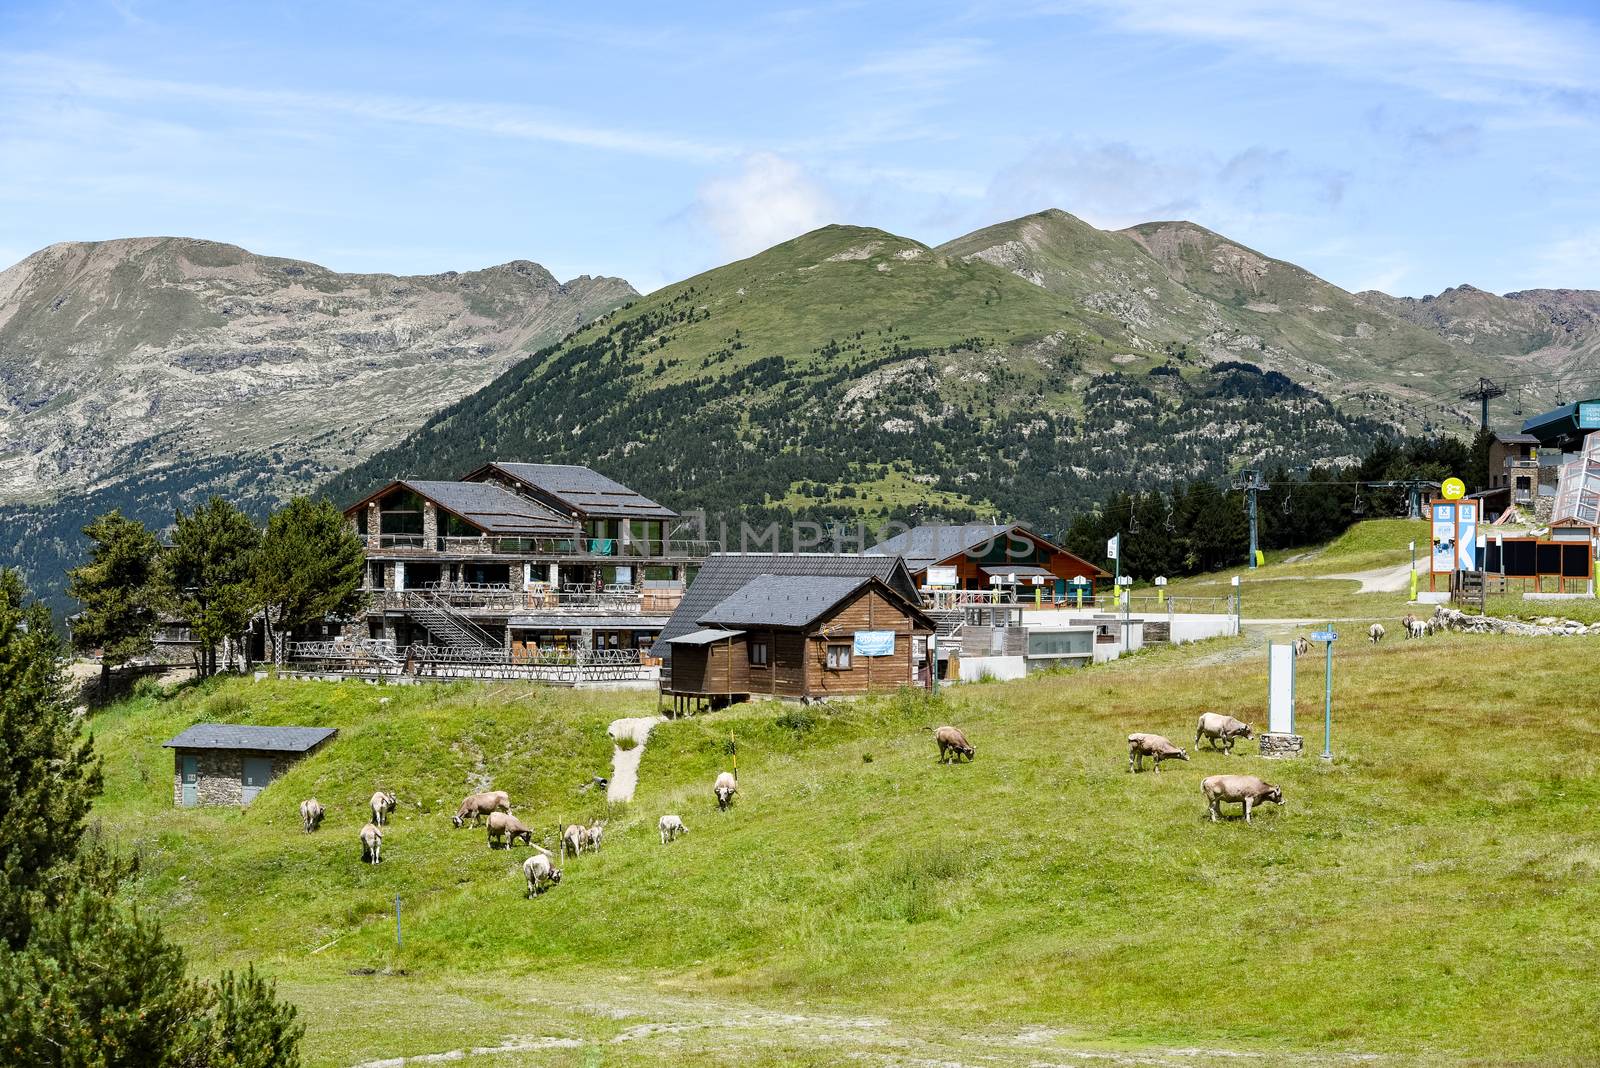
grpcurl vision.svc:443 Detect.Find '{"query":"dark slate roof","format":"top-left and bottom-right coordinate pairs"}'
top-left (404, 480), bottom-right (576, 536)
top-left (979, 564), bottom-right (1055, 578)
top-left (481, 463), bottom-right (677, 520)
top-left (1494, 432), bottom-right (1541, 445)
top-left (650, 553), bottom-right (920, 658)
top-left (699, 574), bottom-right (873, 629)
top-left (162, 724), bottom-right (337, 753)
top-left (865, 524), bottom-right (1014, 570)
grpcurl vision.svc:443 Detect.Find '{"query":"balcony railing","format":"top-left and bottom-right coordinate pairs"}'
top-left (361, 583), bottom-right (683, 616)
top-left (367, 533), bottom-right (716, 559)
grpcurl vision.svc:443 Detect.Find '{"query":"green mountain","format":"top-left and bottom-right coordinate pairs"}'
top-left (325, 221), bottom-right (1394, 536)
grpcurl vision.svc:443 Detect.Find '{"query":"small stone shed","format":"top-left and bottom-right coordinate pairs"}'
top-left (162, 724), bottom-right (337, 807)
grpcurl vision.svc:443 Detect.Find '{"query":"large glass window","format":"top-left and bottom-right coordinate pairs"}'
top-left (826, 644), bottom-right (852, 670)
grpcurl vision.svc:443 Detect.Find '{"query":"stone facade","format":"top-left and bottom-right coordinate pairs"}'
top-left (1258, 732), bottom-right (1304, 758)
top-left (171, 747), bottom-right (311, 806)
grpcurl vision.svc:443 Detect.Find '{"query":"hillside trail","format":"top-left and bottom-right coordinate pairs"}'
top-left (605, 716), bottom-right (663, 803)
top-left (342, 981), bottom-right (1393, 1067)
top-left (1321, 560), bottom-right (1412, 593)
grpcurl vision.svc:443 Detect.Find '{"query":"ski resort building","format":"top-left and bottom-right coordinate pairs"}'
top-left (866, 523), bottom-right (1109, 601)
top-left (290, 463), bottom-right (713, 683)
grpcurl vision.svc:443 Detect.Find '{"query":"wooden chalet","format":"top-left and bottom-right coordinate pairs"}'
top-left (335, 463), bottom-right (711, 665)
top-left (867, 522), bottom-right (1108, 599)
top-left (662, 572), bottom-right (935, 708)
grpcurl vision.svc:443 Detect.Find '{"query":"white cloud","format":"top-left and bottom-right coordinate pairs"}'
top-left (851, 39), bottom-right (989, 90)
top-left (1530, 227), bottom-right (1600, 290)
top-left (0, 53), bottom-right (734, 162)
top-left (695, 154), bottom-right (835, 259)
top-left (1056, 0), bottom-right (1600, 113)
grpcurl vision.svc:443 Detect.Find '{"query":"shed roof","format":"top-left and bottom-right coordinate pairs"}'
top-left (1495, 432), bottom-right (1541, 445)
top-left (162, 724), bottom-right (337, 753)
top-left (650, 552), bottom-right (921, 658)
top-left (700, 574), bottom-right (875, 629)
top-left (979, 564), bottom-right (1055, 579)
top-left (468, 462), bottom-right (677, 520)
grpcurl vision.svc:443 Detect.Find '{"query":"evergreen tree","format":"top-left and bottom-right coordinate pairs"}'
top-left (0, 569), bottom-right (303, 1066)
top-left (255, 497), bottom-right (367, 662)
top-left (163, 498), bottom-right (260, 677)
top-left (0, 569), bottom-right (99, 951)
top-left (64, 510), bottom-right (161, 694)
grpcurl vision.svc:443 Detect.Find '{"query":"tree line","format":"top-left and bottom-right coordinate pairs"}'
top-left (0, 569), bottom-right (304, 1063)
top-left (1062, 434), bottom-right (1481, 581)
top-left (66, 495), bottom-right (366, 689)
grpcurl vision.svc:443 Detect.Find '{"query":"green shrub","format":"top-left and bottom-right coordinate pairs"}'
top-left (775, 707), bottom-right (815, 735)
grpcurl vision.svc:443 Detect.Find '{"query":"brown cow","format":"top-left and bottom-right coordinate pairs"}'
top-left (933, 725), bottom-right (975, 763)
top-left (1202, 774), bottom-right (1283, 823)
top-left (1194, 713), bottom-right (1253, 755)
top-left (487, 811), bottom-right (535, 849)
top-left (1128, 732), bottom-right (1188, 773)
top-left (452, 790), bottom-right (511, 828)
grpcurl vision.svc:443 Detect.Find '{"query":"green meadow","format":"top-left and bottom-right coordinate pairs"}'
top-left (88, 611), bottom-right (1600, 1065)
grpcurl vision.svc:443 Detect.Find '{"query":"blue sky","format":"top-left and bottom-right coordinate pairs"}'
top-left (2, 0), bottom-right (1598, 295)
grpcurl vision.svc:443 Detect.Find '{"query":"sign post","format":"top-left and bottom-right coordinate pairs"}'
top-left (1262, 642), bottom-right (1304, 757)
top-left (1231, 575), bottom-right (1241, 636)
top-left (1107, 534), bottom-right (1120, 606)
top-left (1118, 576), bottom-right (1132, 653)
top-left (395, 894), bottom-right (403, 948)
top-left (1071, 575), bottom-right (1087, 610)
top-left (1310, 625), bottom-right (1338, 760)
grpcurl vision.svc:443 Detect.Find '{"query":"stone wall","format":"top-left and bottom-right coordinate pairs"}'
top-left (1258, 732), bottom-right (1304, 758)
top-left (171, 748), bottom-right (310, 807)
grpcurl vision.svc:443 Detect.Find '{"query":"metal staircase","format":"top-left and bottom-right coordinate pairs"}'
top-left (403, 590), bottom-right (501, 651)
top-left (928, 607), bottom-right (965, 649)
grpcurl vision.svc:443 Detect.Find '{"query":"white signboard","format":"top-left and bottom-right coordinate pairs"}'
top-left (1267, 642), bottom-right (1295, 734)
top-left (1106, 534), bottom-right (1119, 561)
top-left (926, 565), bottom-right (958, 588)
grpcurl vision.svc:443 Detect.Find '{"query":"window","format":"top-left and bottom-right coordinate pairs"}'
top-left (748, 640), bottom-right (769, 666)
top-left (826, 644), bottom-right (852, 670)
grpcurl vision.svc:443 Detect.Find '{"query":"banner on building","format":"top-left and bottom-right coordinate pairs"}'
top-left (925, 565), bottom-right (958, 588)
top-left (853, 631), bottom-right (896, 656)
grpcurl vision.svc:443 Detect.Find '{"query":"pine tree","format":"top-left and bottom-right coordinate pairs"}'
top-left (163, 498), bottom-right (261, 677)
top-left (0, 569), bottom-right (99, 950)
top-left (64, 510), bottom-right (161, 694)
top-left (254, 497), bottom-right (367, 662)
top-left (0, 569), bottom-right (304, 1066)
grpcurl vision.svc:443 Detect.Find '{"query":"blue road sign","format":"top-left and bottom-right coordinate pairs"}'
top-left (1310, 630), bottom-right (1338, 642)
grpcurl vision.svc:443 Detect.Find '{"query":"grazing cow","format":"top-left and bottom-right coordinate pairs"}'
top-left (1293, 636), bottom-right (1310, 657)
top-left (585, 820), bottom-right (607, 853)
top-left (369, 791), bottom-right (396, 826)
top-left (1194, 713), bottom-right (1253, 755)
top-left (714, 771), bottom-right (738, 811)
top-left (523, 853), bottom-right (562, 897)
top-left (933, 725), bottom-right (975, 763)
top-left (659, 814), bottom-right (687, 844)
top-left (562, 823), bottom-right (587, 858)
top-left (1202, 774), bottom-right (1283, 823)
top-left (1128, 732), bottom-right (1189, 773)
top-left (486, 811), bottom-right (535, 849)
top-left (1407, 619), bottom-right (1427, 639)
top-left (359, 822), bottom-right (382, 864)
top-left (452, 790), bottom-right (511, 828)
top-left (299, 798), bottom-right (324, 833)
top-left (1369, 623), bottom-right (1386, 644)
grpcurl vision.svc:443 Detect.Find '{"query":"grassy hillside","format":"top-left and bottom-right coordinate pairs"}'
top-left (324, 223), bottom-right (1391, 537)
top-left (89, 624), bottom-right (1600, 1065)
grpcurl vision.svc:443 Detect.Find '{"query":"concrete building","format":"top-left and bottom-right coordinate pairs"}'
top-left (163, 724), bottom-right (337, 807)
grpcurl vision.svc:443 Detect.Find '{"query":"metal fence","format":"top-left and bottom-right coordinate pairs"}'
top-left (284, 641), bottom-right (653, 684)
top-left (369, 534), bottom-right (716, 559)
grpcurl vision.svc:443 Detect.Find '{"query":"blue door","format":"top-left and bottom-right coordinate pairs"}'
top-left (180, 756), bottom-right (198, 807)
top-left (242, 757), bottom-right (273, 804)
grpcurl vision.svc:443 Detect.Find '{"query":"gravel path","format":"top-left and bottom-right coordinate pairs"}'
top-left (606, 716), bottom-right (663, 803)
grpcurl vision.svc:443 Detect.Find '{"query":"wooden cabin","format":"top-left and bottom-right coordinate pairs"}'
top-left (663, 574), bottom-right (935, 706)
